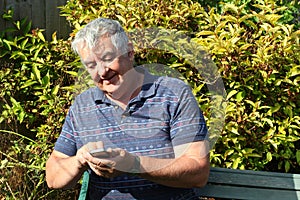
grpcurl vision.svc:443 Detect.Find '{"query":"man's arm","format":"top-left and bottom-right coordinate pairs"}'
top-left (83, 140), bottom-right (210, 188)
top-left (139, 141), bottom-right (210, 188)
top-left (45, 150), bottom-right (88, 189)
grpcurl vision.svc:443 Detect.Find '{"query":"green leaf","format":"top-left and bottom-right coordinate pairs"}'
top-left (2, 9), bottom-right (13, 20)
top-left (247, 153), bottom-right (261, 158)
top-left (225, 149), bottom-right (234, 158)
top-left (268, 139), bottom-right (278, 150)
top-left (33, 45), bottom-right (44, 60)
top-left (3, 39), bottom-right (14, 50)
top-left (232, 157), bottom-right (240, 169)
top-left (115, 3), bottom-right (126, 10)
top-left (285, 161), bottom-right (290, 172)
top-left (197, 31), bottom-right (214, 36)
top-left (226, 90), bottom-right (238, 100)
top-left (267, 103), bottom-right (281, 115)
top-left (296, 151), bottom-right (300, 164)
top-left (65, 71), bottom-right (78, 76)
top-left (18, 111), bottom-right (25, 123)
top-left (20, 38), bottom-right (29, 50)
top-left (236, 91), bottom-right (245, 102)
top-left (245, 99), bottom-right (255, 107)
top-left (51, 85), bottom-right (60, 96)
top-left (262, 118), bottom-right (273, 127)
top-left (223, 4), bottom-right (239, 15)
top-left (215, 21), bottom-right (228, 33)
top-left (90, 6), bottom-right (98, 14)
top-left (24, 21), bottom-right (32, 34)
top-left (266, 152), bottom-right (272, 162)
top-left (116, 15), bottom-right (126, 24)
top-left (42, 71), bottom-right (50, 87)
top-left (288, 66), bottom-right (300, 77)
top-left (37, 31), bottom-right (45, 42)
top-left (238, 14), bottom-right (254, 24)
top-left (11, 51), bottom-right (27, 60)
top-left (20, 80), bottom-right (37, 89)
top-left (10, 96), bottom-right (18, 107)
top-left (265, 14), bottom-right (282, 24)
top-left (240, 44), bottom-right (252, 51)
top-left (15, 21), bottom-right (21, 30)
top-left (32, 65), bottom-right (41, 84)
top-left (283, 106), bottom-right (293, 118)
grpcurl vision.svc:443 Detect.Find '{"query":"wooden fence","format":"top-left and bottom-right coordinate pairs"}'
top-left (0, 0), bottom-right (71, 40)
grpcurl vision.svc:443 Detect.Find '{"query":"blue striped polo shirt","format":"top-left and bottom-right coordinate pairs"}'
top-left (54, 67), bottom-right (208, 199)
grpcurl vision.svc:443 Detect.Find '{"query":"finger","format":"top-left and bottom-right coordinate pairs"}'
top-left (106, 148), bottom-right (119, 157)
top-left (86, 141), bottom-right (105, 152)
top-left (86, 142), bottom-right (97, 151)
top-left (108, 148), bottom-right (126, 158)
top-left (76, 153), bottom-right (88, 167)
top-left (92, 164), bottom-right (114, 177)
top-left (89, 158), bottom-right (115, 169)
top-left (96, 160), bottom-right (103, 167)
top-left (95, 141), bottom-right (105, 150)
top-left (99, 159), bottom-right (115, 169)
top-left (100, 167), bottom-right (114, 174)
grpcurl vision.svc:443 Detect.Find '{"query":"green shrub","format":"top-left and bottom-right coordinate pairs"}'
top-left (0, 11), bottom-right (80, 199)
top-left (194, 3), bottom-right (300, 172)
top-left (197, 0), bottom-right (300, 29)
top-left (60, 0), bottom-right (206, 33)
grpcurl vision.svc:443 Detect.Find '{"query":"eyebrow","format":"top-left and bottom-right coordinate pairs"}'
top-left (95, 51), bottom-right (116, 59)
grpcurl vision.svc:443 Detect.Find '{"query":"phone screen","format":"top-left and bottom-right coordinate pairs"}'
top-left (90, 148), bottom-right (110, 158)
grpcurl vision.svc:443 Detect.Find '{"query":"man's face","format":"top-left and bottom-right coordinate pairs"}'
top-left (78, 37), bottom-right (134, 97)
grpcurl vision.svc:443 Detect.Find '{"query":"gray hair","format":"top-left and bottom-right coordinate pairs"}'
top-left (71, 18), bottom-right (129, 55)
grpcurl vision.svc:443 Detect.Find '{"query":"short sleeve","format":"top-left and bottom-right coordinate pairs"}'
top-left (169, 82), bottom-right (208, 147)
top-left (54, 107), bottom-right (78, 156)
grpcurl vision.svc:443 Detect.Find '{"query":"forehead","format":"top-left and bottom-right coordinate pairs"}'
top-left (78, 37), bottom-right (117, 60)
top-left (92, 36), bottom-right (117, 55)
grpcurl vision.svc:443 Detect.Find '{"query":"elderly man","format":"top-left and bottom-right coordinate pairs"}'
top-left (46, 18), bottom-right (210, 200)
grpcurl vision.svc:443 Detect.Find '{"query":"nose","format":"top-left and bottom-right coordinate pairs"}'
top-left (96, 61), bottom-right (108, 78)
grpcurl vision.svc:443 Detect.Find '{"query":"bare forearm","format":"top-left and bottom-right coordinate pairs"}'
top-left (138, 155), bottom-right (210, 188)
top-left (46, 155), bottom-right (87, 189)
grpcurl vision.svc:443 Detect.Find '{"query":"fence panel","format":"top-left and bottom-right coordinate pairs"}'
top-left (0, 0), bottom-right (71, 40)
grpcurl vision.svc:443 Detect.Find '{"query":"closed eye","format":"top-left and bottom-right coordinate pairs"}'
top-left (85, 62), bottom-right (97, 69)
top-left (98, 52), bottom-right (117, 63)
top-left (102, 57), bottom-right (114, 62)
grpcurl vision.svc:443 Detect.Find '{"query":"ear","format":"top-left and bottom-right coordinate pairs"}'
top-left (127, 43), bottom-right (134, 60)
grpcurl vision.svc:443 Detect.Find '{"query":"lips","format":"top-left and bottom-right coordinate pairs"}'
top-left (101, 72), bottom-right (118, 85)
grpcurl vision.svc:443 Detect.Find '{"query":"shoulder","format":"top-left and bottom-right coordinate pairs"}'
top-left (70, 87), bottom-right (100, 111)
top-left (156, 76), bottom-right (193, 97)
top-left (74, 87), bottom-right (97, 103)
top-left (159, 76), bottom-right (191, 90)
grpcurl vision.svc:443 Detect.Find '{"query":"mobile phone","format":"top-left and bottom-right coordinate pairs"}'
top-left (90, 148), bottom-right (110, 158)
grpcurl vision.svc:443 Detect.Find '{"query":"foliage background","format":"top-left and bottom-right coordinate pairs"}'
top-left (0, 0), bottom-right (299, 199)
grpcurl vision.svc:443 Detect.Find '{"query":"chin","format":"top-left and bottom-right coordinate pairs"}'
top-left (102, 86), bottom-right (122, 96)
top-left (107, 91), bottom-right (122, 99)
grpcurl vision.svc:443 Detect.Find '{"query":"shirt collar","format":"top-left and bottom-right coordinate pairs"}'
top-left (93, 66), bottom-right (159, 104)
top-left (136, 66), bottom-right (159, 99)
top-left (93, 87), bottom-right (110, 105)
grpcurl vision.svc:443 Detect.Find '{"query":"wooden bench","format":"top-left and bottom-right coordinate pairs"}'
top-left (195, 167), bottom-right (300, 200)
top-left (79, 167), bottom-right (300, 200)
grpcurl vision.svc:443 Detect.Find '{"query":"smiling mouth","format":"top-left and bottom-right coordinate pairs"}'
top-left (101, 73), bottom-right (117, 84)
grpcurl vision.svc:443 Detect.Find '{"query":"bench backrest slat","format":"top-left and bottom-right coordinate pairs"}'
top-left (195, 185), bottom-right (300, 200)
top-left (208, 167), bottom-right (300, 190)
top-left (195, 167), bottom-right (300, 200)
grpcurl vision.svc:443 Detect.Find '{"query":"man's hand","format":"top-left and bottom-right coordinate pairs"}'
top-left (83, 144), bottom-right (137, 178)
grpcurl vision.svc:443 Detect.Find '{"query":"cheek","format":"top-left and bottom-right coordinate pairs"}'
top-left (88, 69), bottom-right (99, 81)
top-left (115, 60), bottom-right (132, 75)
